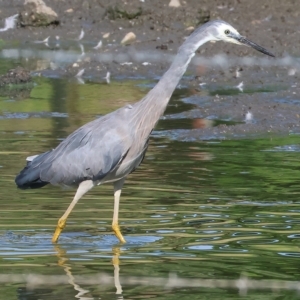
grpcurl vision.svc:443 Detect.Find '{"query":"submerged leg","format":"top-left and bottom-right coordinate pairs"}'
top-left (112, 178), bottom-right (126, 243)
top-left (52, 180), bottom-right (94, 243)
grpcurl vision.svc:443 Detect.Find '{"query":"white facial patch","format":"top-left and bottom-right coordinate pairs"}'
top-left (216, 23), bottom-right (241, 44)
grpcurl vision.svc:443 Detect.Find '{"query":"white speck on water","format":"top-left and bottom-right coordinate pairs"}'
top-left (93, 40), bottom-right (102, 50)
top-left (104, 71), bottom-right (111, 84)
top-left (76, 29), bottom-right (85, 41)
top-left (245, 111), bottom-right (253, 124)
top-left (236, 81), bottom-right (244, 92)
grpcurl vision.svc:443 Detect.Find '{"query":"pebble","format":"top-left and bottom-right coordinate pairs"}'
top-left (169, 0), bottom-right (181, 7)
top-left (121, 32), bottom-right (136, 45)
top-left (288, 68), bottom-right (296, 76)
top-left (186, 26), bottom-right (195, 31)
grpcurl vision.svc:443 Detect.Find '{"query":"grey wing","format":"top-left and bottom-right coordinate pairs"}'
top-left (33, 117), bottom-right (132, 186)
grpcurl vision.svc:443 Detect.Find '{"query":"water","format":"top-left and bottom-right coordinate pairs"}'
top-left (1, 68), bottom-right (300, 299)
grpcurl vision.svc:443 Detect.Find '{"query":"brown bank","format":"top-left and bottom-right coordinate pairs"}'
top-left (0, 0), bottom-right (299, 138)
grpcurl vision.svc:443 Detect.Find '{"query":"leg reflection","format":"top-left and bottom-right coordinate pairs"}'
top-left (54, 245), bottom-right (125, 299)
top-left (54, 245), bottom-right (92, 299)
top-left (112, 246), bottom-right (123, 299)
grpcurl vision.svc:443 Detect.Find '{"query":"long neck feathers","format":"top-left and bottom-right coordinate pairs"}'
top-left (131, 27), bottom-right (212, 139)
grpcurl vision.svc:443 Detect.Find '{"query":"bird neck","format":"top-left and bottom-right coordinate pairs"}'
top-left (132, 30), bottom-right (212, 138)
top-left (145, 30), bottom-right (212, 110)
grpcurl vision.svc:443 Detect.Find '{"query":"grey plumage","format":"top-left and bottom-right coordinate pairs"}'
top-left (16, 105), bottom-right (135, 187)
top-left (15, 20), bottom-right (274, 243)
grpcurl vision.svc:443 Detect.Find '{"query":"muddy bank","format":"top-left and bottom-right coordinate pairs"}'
top-left (0, 0), bottom-right (299, 138)
top-left (164, 84), bottom-right (300, 140)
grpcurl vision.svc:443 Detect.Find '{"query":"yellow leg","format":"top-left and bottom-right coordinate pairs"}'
top-left (52, 218), bottom-right (67, 243)
top-left (112, 179), bottom-right (126, 243)
top-left (112, 223), bottom-right (126, 244)
top-left (52, 180), bottom-right (94, 243)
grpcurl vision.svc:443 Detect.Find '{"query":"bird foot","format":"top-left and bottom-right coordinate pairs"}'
top-left (52, 219), bottom-right (66, 243)
top-left (112, 223), bottom-right (126, 244)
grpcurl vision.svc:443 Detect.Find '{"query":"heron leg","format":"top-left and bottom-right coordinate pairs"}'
top-left (52, 180), bottom-right (94, 243)
top-left (112, 178), bottom-right (126, 243)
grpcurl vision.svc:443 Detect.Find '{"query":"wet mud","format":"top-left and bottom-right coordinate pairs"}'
top-left (0, 66), bottom-right (31, 86)
top-left (0, 0), bottom-right (299, 139)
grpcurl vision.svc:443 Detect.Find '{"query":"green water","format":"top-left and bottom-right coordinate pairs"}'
top-left (1, 75), bottom-right (300, 299)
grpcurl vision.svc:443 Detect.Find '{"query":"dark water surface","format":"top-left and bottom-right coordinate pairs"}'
top-left (1, 75), bottom-right (300, 299)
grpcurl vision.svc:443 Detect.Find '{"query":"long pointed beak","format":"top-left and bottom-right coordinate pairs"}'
top-left (234, 35), bottom-right (275, 57)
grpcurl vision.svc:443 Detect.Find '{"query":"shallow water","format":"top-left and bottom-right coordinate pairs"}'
top-left (1, 70), bottom-right (300, 299)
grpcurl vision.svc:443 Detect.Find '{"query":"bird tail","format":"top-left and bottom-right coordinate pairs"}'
top-left (15, 151), bottom-right (51, 189)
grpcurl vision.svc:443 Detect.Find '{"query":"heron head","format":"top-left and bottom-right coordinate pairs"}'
top-left (210, 21), bottom-right (275, 57)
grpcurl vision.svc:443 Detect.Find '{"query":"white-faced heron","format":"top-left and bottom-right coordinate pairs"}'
top-left (15, 20), bottom-right (274, 243)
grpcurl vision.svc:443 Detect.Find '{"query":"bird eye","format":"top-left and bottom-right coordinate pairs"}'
top-left (224, 29), bottom-right (230, 35)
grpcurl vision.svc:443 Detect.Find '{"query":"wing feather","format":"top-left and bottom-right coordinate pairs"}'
top-left (34, 107), bottom-right (132, 186)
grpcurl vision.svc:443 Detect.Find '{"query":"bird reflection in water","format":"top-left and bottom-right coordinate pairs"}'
top-left (54, 245), bottom-right (124, 299)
